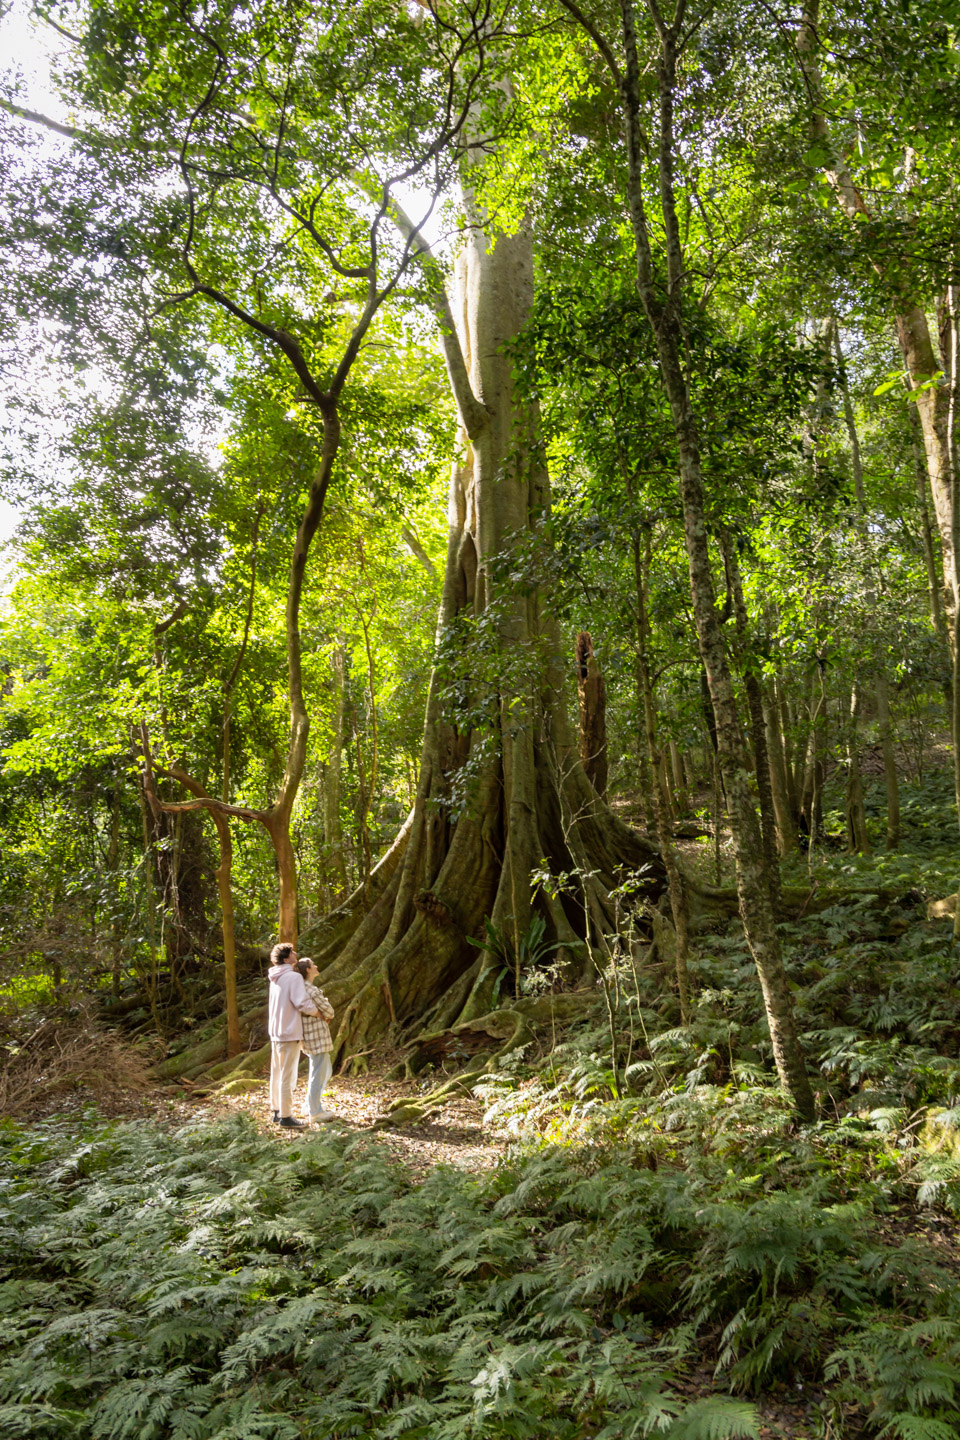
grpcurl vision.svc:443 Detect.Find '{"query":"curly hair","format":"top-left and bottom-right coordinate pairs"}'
top-left (270, 942), bottom-right (296, 966)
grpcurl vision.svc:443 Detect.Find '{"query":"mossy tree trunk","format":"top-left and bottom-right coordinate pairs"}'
top-left (559, 0), bottom-right (816, 1119)
top-left (314, 185), bottom-right (668, 1069)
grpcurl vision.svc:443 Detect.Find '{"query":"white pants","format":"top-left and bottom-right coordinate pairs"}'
top-left (306, 1052), bottom-right (332, 1117)
top-left (269, 1041), bottom-right (301, 1117)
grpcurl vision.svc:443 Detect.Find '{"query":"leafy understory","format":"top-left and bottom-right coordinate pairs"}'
top-left (5, 924), bottom-right (960, 1440)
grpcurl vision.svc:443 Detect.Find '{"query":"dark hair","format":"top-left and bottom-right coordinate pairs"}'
top-left (295, 958), bottom-right (315, 980)
top-left (270, 942), bottom-right (295, 966)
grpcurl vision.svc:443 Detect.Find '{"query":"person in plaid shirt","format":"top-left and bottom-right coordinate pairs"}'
top-left (295, 959), bottom-right (336, 1123)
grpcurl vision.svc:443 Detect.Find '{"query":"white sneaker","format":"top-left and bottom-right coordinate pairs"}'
top-left (311, 1109), bottom-right (336, 1123)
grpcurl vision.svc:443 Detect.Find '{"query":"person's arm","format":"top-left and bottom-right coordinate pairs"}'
top-left (313, 988), bottom-right (335, 1021)
top-left (290, 972), bottom-right (319, 1016)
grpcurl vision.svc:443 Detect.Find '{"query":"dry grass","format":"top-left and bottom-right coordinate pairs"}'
top-left (0, 1007), bottom-right (154, 1118)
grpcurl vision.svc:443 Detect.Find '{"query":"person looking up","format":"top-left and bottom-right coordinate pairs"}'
top-left (267, 941), bottom-right (317, 1130)
top-left (295, 958), bottom-right (336, 1124)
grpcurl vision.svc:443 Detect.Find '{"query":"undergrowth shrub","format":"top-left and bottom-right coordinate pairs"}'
top-left (0, 1115), bottom-right (763, 1440)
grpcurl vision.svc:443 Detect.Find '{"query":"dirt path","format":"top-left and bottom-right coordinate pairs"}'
top-left (203, 1070), bottom-right (505, 1179)
top-left (19, 1028), bottom-right (506, 1180)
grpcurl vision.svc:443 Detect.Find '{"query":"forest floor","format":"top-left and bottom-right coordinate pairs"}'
top-left (205, 1070), bottom-right (506, 1180)
top-left (5, 767), bottom-right (960, 1438)
top-left (13, 1050), bottom-right (837, 1437)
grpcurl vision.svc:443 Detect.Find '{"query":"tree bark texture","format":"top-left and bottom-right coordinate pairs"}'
top-left (575, 631), bottom-right (609, 797)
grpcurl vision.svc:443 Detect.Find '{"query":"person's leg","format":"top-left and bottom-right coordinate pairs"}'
top-left (269, 1042), bottom-right (282, 1114)
top-left (278, 1041), bottom-right (300, 1118)
top-left (306, 1052), bottom-right (333, 1118)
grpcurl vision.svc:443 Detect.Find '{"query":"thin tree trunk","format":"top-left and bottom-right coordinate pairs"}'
top-left (907, 394), bottom-right (948, 645)
top-left (721, 531), bottom-right (781, 911)
top-left (604, 0), bottom-right (815, 1118)
top-left (323, 645), bottom-right (349, 904)
top-left (833, 321), bottom-right (901, 853)
top-left (763, 680), bottom-right (798, 857)
top-left (107, 778), bottom-right (123, 996)
top-left (787, 673), bottom-right (807, 810)
top-left (576, 631), bottom-right (609, 797)
top-left (635, 529), bottom-right (692, 1020)
top-left (946, 279), bottom-right (960, 831)
top-left (668, 740), bottom-right (689, 815)
top-left (136, 776), bottom-right (164, 1037)
top-left (845, 684), bottom-right (872, 855)
top-left (712, 747), bottom-right (722, 886)
top-left (876, 672), bottom-right (900, 850)
top-left (800, 668), bottom-right (825, 838)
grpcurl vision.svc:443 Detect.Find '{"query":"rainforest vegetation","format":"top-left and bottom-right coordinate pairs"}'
top-left (2, 0), bottom-right (960, 1434)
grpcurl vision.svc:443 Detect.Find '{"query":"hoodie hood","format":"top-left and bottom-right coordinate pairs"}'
top-left (268, 964), bottom-right (289, 984)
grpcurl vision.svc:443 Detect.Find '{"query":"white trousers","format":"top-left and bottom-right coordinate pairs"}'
top-left (269, 1040), bottom-right (301, 1117)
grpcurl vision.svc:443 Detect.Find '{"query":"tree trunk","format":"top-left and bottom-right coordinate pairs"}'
top-left (604, 0), bottom-right (815, 1119)
top-left (721, 531), bottom-right (781, 912)
top-left (800, 667), bottom-right (826, 842)
top-left (845, 684), bottom-right (872, 856)
top-left (575, 631), bottom-right (609, 797)
top-left (659, 752), bottom-right (677, 824)
top-left (907, 394), bottom-right (948, 647)
top-left (214, 814), bottom-right (242, 1058)
top-left (321, 645), bottom-right (349, 906)
top-left (786, 673), bottom-right (806, 811)
top-left (668, 740), bottom-right (689, 815)
top-left (319, 163), bottom-right (668, 1068)
top-left (107, 778), bottom-right (123, 996)
top-left (634, 529), bottom-right (692, 1020)
top-left (763, 680), bottom-right (799, 857)
top-left (875, 672), bottom-right (900, 850)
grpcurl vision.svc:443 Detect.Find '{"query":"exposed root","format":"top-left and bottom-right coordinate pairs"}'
top-left (154, 1001), bottom-right (267, 1080)
top-left (373, 990), bottom-right (600, 1129)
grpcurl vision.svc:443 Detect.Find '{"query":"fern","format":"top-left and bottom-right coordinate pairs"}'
top-left (878, 1419), bottom-right (960, 1440)
top-left (5, 932), bottom-right (960, 1440)
top-left (666, 1397), bottom-right (761, 1439)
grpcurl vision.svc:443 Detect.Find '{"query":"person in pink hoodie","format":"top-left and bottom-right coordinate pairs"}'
top-left (267, 941), bottom-right (318, 1130)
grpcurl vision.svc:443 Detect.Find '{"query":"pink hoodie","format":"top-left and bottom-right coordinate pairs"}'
top-left (267, 964), bottom-right (317, 1042)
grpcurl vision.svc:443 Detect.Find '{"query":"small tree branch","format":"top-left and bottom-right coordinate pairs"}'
top-left (139, 723), bottom-right (266, 825)
top-left (153, 599), bottom-right (190, 636)
top-left (554, 0), bottom-right (624, 86)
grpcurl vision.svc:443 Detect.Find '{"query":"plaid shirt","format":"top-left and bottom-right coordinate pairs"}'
top-left (300, 982), bottom-right (334, 1055)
